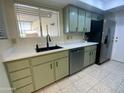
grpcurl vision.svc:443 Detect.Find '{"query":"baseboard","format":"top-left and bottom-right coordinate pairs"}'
top-left (111, 59), bottom-right (124, 64)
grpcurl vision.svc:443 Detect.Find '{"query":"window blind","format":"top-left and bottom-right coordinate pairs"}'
top-left (15, 3), bottom-right (60, 38)
top-left (15, 4), bottom-right (41, 38)
top-left (0, 4), bottom-right (7, 39)
top-left (15, 4), bottom-right (39, 16)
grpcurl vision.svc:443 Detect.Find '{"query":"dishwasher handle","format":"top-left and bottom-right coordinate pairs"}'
top-left (70, 49), bottom-right (82, 53)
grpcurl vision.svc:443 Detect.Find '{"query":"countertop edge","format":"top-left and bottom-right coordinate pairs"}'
top-left (2, 43), bottom-right (98, 63)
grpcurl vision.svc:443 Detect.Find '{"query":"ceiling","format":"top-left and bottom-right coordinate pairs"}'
top-left (14, 0), bottom-right (124, 14)
top-left (79, 0), bottom-right (124, 10)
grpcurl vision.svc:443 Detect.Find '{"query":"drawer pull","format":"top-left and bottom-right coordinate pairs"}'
top-left (50, 64), bottom-right (52, 69)
top-left (56, 62), bottom-right (58, 67)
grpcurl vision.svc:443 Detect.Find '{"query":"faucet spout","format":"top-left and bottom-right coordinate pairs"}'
top-left (46, 25), bottom-right (51, 48)
top-left (46, 34), bottom-right (51, 48)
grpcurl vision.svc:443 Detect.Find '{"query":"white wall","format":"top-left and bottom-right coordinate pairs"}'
top-left (111, 10), bottom-right (124, 61)
top-left (0, 0), bottom-right (13, 93)
top-left (6, 0), bottom-right (84, 52)
top-left (0, 40), bottom-right (12, 93)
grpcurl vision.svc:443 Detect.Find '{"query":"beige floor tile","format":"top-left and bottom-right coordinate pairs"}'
top-left (92, 83), bottom-right (116, 93)
top-left (57, 78), bottom-right (74, 89)
top-left (61, 84), bottom-right (79, 93)
top-left (87, 88), bottom-right (99, 93)
top-left (116, 81), bottom-right (124, 93)
top-left (69, 73), bottom-right (81, 83)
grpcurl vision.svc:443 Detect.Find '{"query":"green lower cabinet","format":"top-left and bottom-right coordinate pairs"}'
top-left (83, 45), bottom-right (97, 67)
top-left (90, 50), bottom-right (96, 65)
top-left (5, 51), bottom-right (69, 93)
top-left (33, 62), bottom-right (55, 90)
top-left (14, 84), bottom-right (33, 93)
top-left (83, 51), bottom-right (91, 67)
top-left (55, 57), bottom-right (69, 81)
top-left (32, 57), bottom-right (69, 90)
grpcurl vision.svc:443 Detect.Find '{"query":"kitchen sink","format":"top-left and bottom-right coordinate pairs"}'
top-left (36, 45), bottom-right (63, 52)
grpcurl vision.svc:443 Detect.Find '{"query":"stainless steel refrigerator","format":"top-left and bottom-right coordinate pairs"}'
top-left (85, 20), bottom-right (116, 64)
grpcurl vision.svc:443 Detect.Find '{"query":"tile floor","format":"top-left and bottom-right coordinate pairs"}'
top-left (35, 61), bottom-right (124, 93)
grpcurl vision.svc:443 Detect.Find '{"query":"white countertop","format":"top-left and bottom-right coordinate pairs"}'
top-left (1, 42), bottom-right (98, 62)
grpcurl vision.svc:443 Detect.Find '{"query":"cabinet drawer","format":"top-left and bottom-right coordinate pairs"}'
top-left (6, 59), bottom-right (30, 72)
top-left (12, 77), bottom-right (32, 89)
top-left (84, 45), bottom-right (97, 52)
top-left (84, 46), bottom-right (91, 52)
top-left (14, 84), bottom-right (33, 93)
top-left (31, 51), bottom-right (68, 66)
top-left (10, 69), bottom-right (31, 81)
top-left (91, 45), bottom-right (97, 50)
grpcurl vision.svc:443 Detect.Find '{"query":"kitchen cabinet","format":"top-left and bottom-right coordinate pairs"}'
top-left (83, 45), bottom-right (97, 67)
top-left (78, 9), bottom-right (85, 32)
top-left (4, 50), bottom-right (69, 93)
top-left (84, 51), bottom-right (91, 67)
top-left (64, 5), bottom-right (91, 33)
top-left (90, 50), bottom-right (96, 64)
top-left (31, 51), bottom-right (69, 90)
top-left (55, 57), bottom-right (69, 80)
top-left (91, 13), bottom-right (103, 20)
top-left (85, 12), bottom-right (91, 32)
top-left (64, 5), bottom-right (78, 33)
top-left (33, 62), bottom-right (55, 90)
top-left (69, 6), bottom-right (78, 32)
top-left (4, 59), bottom-right (34, 93)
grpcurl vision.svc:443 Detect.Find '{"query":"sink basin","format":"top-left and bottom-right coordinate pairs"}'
top-left (36, 46), bottom-right (63, 52)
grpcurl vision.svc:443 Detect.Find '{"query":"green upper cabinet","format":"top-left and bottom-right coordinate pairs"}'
top-left (69, 6), bottom-right (78, 32)
top-left (63, 5), bottom-right (78, 33)
top-left (83, 51), bottom-right (91, 67)
top-left (78, 9), bottom-right (85, 32)
top-left (85, 12), bottom-right (91, 32)
top-left (63, 5), bottom-right (91, 33)
top-left (91, 13), bottom-right (103, 20)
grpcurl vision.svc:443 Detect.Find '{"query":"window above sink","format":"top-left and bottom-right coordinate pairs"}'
top-left (15, 4), bottom-right (60, 38)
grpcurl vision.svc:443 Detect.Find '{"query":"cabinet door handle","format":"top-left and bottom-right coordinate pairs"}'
top-left (83, 28), bottom-right (85, 31)
top-left (50, 64), bottom-right (53, 69)
top-left (76, 27), bottom-right (78, 32)
top-left (86, 28), bottom-right (87, 32)
top-left (56, 62), bottom-right (58, 67)
top-left (89, 52), bottom-right (91, 56)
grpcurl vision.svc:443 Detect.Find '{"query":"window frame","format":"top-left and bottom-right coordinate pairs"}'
top-left (0, 1), bottom-right (7, 39)
top-left (14, 3), bottom-right (60, 39)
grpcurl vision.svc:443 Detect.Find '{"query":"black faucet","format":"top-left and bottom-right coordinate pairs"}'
top-left (46, 34), bottom-right (51, 48)
top-left (46, 25), bottom-right (51, 48)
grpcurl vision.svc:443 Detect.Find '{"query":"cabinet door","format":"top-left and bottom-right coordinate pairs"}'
top-left (90, 50), bottom-right (96, 65)
top-left (85, 12), bottom-right (91, 32)
top-left (55, 57), bottom-right (69, 81)
top-left (78, 9), bottom-right (85, 32)
top-left (33, 62), bottom-right (54, 90)
top-left (92, 14), bottom-right (103, 20)
top-left (69, 6), bottom-right (78, 32)
top-left (83, 51), bottom-right (90, 67)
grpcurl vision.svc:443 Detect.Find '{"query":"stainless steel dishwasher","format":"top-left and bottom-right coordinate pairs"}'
top-left (69, 48), bottom-right (84, 75)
